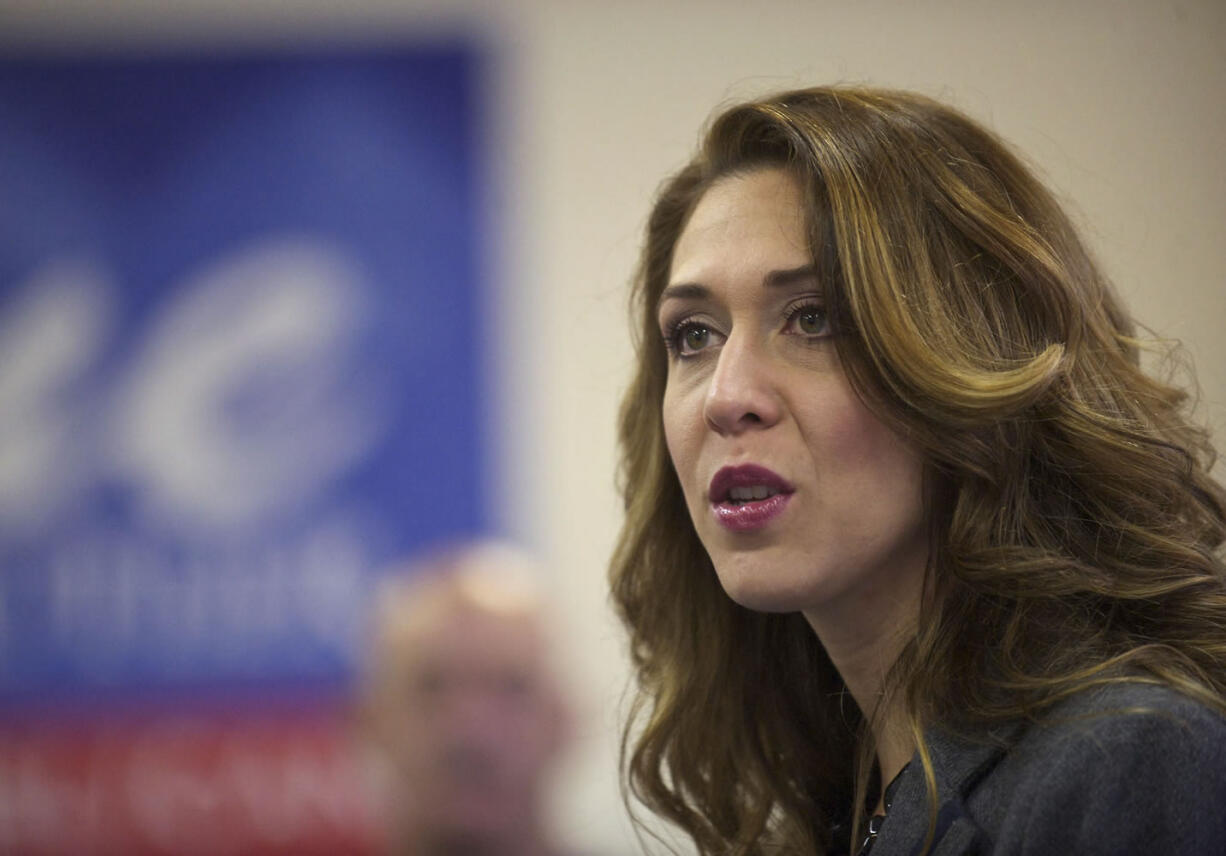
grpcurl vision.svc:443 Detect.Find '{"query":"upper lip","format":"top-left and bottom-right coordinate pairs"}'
top-left (708, 464), bottom-right (795, 504)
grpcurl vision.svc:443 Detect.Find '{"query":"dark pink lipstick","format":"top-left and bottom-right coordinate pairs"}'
top-left (707, 465), bottom-right (795, 532)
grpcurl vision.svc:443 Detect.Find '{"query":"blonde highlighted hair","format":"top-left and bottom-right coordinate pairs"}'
top-left (610, 86), bottom-right (1226, 855)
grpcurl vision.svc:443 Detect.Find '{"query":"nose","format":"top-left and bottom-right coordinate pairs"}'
top-left (702, 332), bottom-right (783, 435)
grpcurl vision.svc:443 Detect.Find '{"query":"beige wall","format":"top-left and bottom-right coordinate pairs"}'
top-left (4, 1), bottom-right (1224, 852)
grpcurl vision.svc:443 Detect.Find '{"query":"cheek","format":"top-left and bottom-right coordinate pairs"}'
top-left (661, 382), bottom-right (708, 512)
top-left (841, 409), bottom-right (905, 465)
top-left (799, 392), bottom-right (925, 503)
top-left (661, 383), bottom-right (692, 469)
top-left (845, 418), bottom-right (927, 528)
top-left (794, 383), bottom-right (874, 458)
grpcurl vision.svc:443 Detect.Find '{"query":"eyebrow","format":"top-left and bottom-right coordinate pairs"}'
top-left (657, 264), bottom-right (818, 310)
top-left (763, 264), bottom-right (818, 289)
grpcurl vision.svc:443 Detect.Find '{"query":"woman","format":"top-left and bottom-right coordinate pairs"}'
top-left (609, 86), bottom-right (1226, 855)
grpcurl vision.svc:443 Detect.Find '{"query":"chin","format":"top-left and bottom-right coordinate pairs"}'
top-left (710, 551), bottom-right (823, 614)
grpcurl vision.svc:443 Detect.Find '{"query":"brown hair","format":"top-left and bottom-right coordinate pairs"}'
top-left (610, 86), bottom-right (1226, 855)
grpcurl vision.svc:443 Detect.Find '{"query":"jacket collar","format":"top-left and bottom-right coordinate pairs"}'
top-left (867, 722), bottom-right (1021, 856)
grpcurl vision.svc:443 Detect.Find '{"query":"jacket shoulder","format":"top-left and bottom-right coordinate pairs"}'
top-left (978, 681), bottom-right (1226, 855)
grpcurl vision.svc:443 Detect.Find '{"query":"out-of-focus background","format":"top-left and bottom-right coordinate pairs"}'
top-left (0, 1), bottom-right (1222, 854)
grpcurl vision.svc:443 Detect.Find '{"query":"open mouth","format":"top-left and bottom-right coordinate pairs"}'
top-left (707, 465), bottom-right (794, 532)
top-left (725, 485), bottom-right (781, 505)
top-left (709, 464), bottom-right (795, 507)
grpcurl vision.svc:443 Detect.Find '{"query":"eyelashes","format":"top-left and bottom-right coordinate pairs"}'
top-left (781, 302), bottom-right (832, 338)
top-left (661, 317), bottom-right (720, 357)
top-left (660, 300), bottom-right (832, 359)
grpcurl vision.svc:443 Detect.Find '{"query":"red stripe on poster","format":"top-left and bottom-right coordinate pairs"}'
top-left (0, 711), bottom-right (378, 855)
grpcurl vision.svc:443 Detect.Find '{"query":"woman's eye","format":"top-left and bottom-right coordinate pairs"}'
top-left (784, 305), bottom-right (831, 337)
top-left (663, 319), bottom-right (721, 357)
top-left (682, 325), bottom-right (710, 352)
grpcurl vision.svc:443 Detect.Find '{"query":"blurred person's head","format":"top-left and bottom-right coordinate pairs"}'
top-left (358, 542), bottom-right (570, 856)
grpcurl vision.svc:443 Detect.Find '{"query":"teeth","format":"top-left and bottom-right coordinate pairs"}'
top-left (728, 485), bottom-right (777, 502)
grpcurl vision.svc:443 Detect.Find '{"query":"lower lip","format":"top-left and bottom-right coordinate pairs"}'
top-left (711, 493), bottom-right (792, 532)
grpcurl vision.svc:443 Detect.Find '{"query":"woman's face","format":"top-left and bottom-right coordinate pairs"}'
top-left (659, 168), bottom-right (929, 627)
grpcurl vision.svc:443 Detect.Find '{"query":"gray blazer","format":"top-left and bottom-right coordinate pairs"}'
top-left (869, 682), bottom-right (1226, 855)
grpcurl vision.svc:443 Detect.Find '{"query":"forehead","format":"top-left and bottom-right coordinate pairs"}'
top-left (669, 168), bottom-right (809, 287)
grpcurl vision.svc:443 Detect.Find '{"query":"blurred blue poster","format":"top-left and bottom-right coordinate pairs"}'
top-left (0, 44), bottom-right (488, 853)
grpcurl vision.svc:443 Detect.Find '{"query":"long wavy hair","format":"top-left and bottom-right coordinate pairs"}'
top-left (609, 86), bottom-right (1226, 855)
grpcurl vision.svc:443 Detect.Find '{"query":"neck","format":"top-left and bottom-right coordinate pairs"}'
top-left (803, 562), bottom-right (926, 812)
top-left (870, 709), bottom-right (915, 815)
